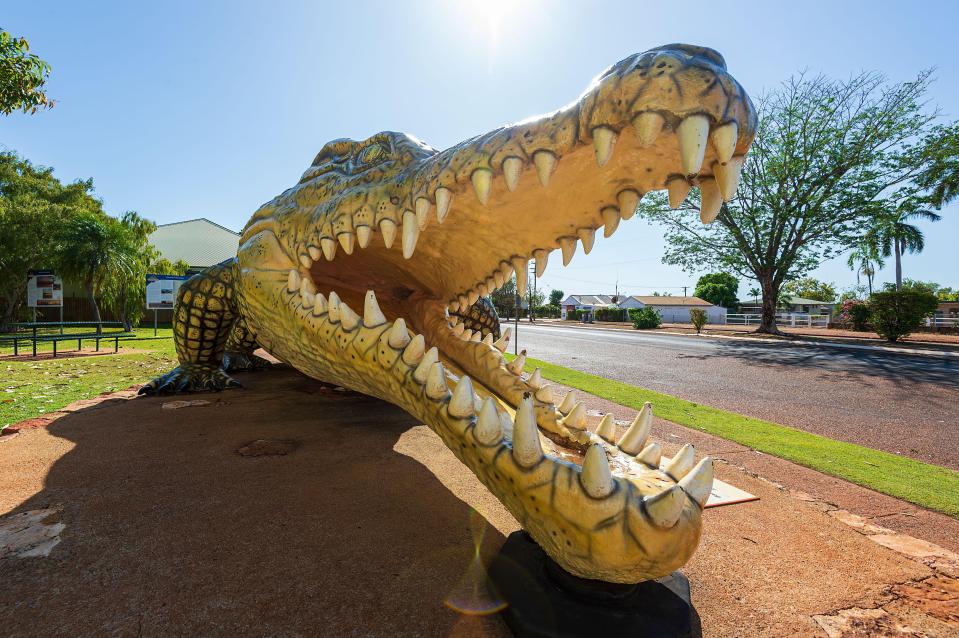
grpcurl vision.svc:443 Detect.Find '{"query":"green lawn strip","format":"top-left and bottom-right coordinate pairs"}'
top-left (0, 327), bottom-right (176, 356)
top-left (508, 354), bottom-right (959, 518)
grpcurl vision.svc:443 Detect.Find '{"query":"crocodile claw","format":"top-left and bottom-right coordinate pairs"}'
top-left (138, 364), bottom-right (242, 395)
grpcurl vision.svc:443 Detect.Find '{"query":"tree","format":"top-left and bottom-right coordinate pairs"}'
top-left (689, 308), bottom-right (708, 334)
top-left (693, 272), bottom-right (738, 308)
top-left (936, 286), bottom-right (958, 302)
top-left (638, 71), bottom-right (947, 334)
top-left (869, 207), bottom-right (941, 290)
top-left (917, 123), bottom-right (959, 208)
top-left (869, 288), bottom-right (939, 342)
top-left (526, 287), bottom-right (545, 322)
top-left (782, 277), bottom-right (837, 302)
top-left (548, 289), bottom-right (564, 307)
top-left (489, 275), bottom-right (517, 318)
top-left (846, 234), bottom-right (884, 295)
top-left (0, 29), bottom-right (53, 115)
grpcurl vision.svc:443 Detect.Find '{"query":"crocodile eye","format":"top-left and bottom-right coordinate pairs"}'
top-left (357, 143), bottom-right (389, 166)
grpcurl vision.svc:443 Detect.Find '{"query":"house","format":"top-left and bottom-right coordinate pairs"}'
top-left (149, 218), bottom-right (241, 273)
top-left (739, 295), bottom-right (836, 316)
top-left (618, 296), bottom-right (726, 323)
top-left (559, 294), bottom-right (618, 320)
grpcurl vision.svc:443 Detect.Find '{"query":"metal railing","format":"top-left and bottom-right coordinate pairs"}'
top-left (926, 317), bottom-right (959, 328)
top-left (726, 313), bottom-right (830, 327)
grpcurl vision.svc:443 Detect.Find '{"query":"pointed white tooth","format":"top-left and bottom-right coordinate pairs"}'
top-left (287, 269), bottom-right (301, 293)
top-left (321, 237), bottom-right (337, 261)
top-left (678, 458), bottom-right (714, 507)
top-left (299, 276), bottom-right (316, 298)
top-left (402, 210), bottom-right (419, 259)
top-left (558, 237), bottom-right (577, 266)
top-left (617, 189), bottom-right (641, 221)
top-left (477, 282), bottom-right (488, 297)
top-left (595, 413), bottom-right (617, 443)
top-left (356, 225), bottom-right (372, 248)
top-left (307, 245), bottom-right (322, 261)
top-left (557, 392), bottom-right (576, 415)
top-left (402, 333), bottom-right (426, 365)
top-left (714, 155), bottom-right (744, 201)
top-left (592, 126), bottom-right (617, 168)
top-left (632, 112), bottom-right (665, 147)
top-left (506, 350), bottom-right (526, 375)
top-left (451, 322), bottom-right (465, 337)
top-left (467, 289), bottom-right (479, 305)
top-left (577, 227), bottom-right (596, 254)
top-left (602, 207), bottom-right (620, 238)
top-left (415, 197), bottom-right (432, 230)
top-left (387, 318), bottom-right (411, 348)
top-left (469, 330), bottom-right (482, 342)
top-left (493, 269), bottom-right (506, 289)
top-left (338, 299), bottom-right (360, 330)
top-left (471, 168), bottom-right (493, 205)
top-left (461, 328), bottom-right (473, 341)
top-left (311, 292), bottom-right (328, 316)
top-left (511, 393), bottom-right (543, 468)
top-left (299, 253), bottom-right (313, 269)
top-left (501, 326), bottom-right (512, 343)
top-left (664, 443), bottom-right (696, 481)
top-left (448, 375), bottom-right (476, 418)
top-left (379, 219), bottom-right (398, 249)
top-left (482, 332), bottom-right (494, 346)
top-left (527, 368), bottom-right (543, 389)
top-left (677, 115), bottom-right (710, 176)
top-left (435, 187), bottom-right (453, 223)
top-left (301, 290), bottom-right (316, 309)
top-left (644, 485), bottom-right (686, 528)
top-left (635, 442), bottom-right (662, 467)
top-left (413, 346), bottom-right (439, 383)
top-left (711, 122), bottom-right (738, 164)
top-left (338, 232), bottom-right (355, 255)
top-left (533, 150), bottom-right (556, 187)
top-left (363, 290), bottom-right (387, 327)
top-left (562, 402), bottom-right (587, 431)
top-left (534, 385), bottom-right (554, 404)
top-left (458, 294), bottom-right (468, 310)
top-left (533, 249), bottom-right (549, 277)
top-left (699, 177), bottom-right (722, 223)
top-left (617, 402), bottom-right (652, 455)
top-left (512, 257), bottom-right (528, 297)
top-left (327, 291), bottom-right (341, 322)
top-left (492, 333), bottom-right (509, 352)
top-left (425, 361), bottom-right (450, 400)
top-left (502, 157), bottom-right (522, 191)
top-left (667, 177), bottom-right (692, 209)
top-left (474, 399), bottom-right (503, 445)
top-left (580, 444), bottom-right (615, 498)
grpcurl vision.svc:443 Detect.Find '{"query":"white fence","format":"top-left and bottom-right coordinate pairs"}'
top-left (726, 313), bottom-right (830, 327)
top-left (927, 317), bottom-right (959, 328)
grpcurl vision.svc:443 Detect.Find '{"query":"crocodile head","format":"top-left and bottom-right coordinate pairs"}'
top-left (236, 44), bottom-right (757, 583)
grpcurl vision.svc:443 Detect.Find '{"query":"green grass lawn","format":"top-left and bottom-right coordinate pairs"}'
top-left (509, 354), bottom-right (959, 518)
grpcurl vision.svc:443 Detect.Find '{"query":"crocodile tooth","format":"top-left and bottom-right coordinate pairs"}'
top-left (592, 126), bottom-right (617, 167)
top-left (512, 393), bottom-right (543, 468)
top-left (402, 333), bottom-right (426, 365)
top-left (301, 290), bottom-right (315, 309)
top-left (307, 245), bottom-right (322, 261)
top-left (311, 292), bottom-right (328, 316)
top-left (557, 392), bottom-right (576, 415)
top-left (471, 168), bottom-right (493, 205)
top-left (458, 294), bottom-right (468, 310)
top-left (338, 299), bottom-right (360, 330)
top-left (451, 322), bottom-right (465, 337)
top-left (664, 443), bottom-right (696, 481)
top-left (493, 269), bottom-right (506, 288)
top-left (595, 413), bottom-right (617, 443)
top-left (435, 187), bottom-right (453, 223)
top-left (677, 115), bottom-right (710, 175)
top-left (512, 257), bottom-right (528, 297)
top-left (321, 237), bottom-right (337, 261)
top-left (678, 458), bottom-right (714, 507)
top-left (533, 150), bottom-right (556, 187)
top-left (338, 232), bottom-right (355, 255)
top-left (287, 269), bottom-right (301, 293)
top-left (415, 197), bottom-right (432, 230)
top-left (577, 227), bottom-right (596, 254)
top-left (714, 156), bottom-right (744, 201)
top-left (299, 253), bottom-right (313, 269)
top-left (387, 318), bottom-right (411, 348)
top-left (699, 177), bottom-right (722, 223)
top-left (469, 330), bottom-right (482, 342)
top-left (482, 332), bottom-right (494, 346)
top-left (473, 398), bottom-right (502, 445)
top-left (492, 332), bottom-right (509, 352)
top-left (363, 290), bottom-right (387, 327)
top-left (379, 219), bottom-right (398, 249)
top-left (425, 361), bottom-right (450, 399)
top-left (562, 402), bottom-right (587, 431)
top-left (461, 329), bottom-right (473, 341)
top-left (467, 289), bottom-right (479, 305)
top-left (533, 249), bottom-right (549, 277)
top-left (506, 349), bottom-right (526, 375)
top-left (356, 225), bottom-right (372, 248)
top-left (635, 442), bottom-right (662, 467)
top-left (402, 211), bottom-right (419, 259)
top-left (300, 277), bottom-right (317, 298)
top-left (667, 177), bottom-right (692, 209)
top-left (711, 122), bottom-right (738, 164)
top-left (448, 375), bottom-right (475, 418)
top-left (502, 157), bottom-right (522, 191)
top-left (413, 346), bottom-right (439, 383)
top-left (617, 402), bottom-right (652, 454)
top-left (477, 282), bottom-right (488, 297)
top-left (617, 189), bottom-right (641, 221)
top-left (559, 237), bottom-right (577, 266)
top-left (643, 485), bottom-right (685, 528)
top-left (581, 444), bottom-right (614, 498)
top-left (632, 111), bottom-right (665, 147)
top-left (534, 385), bottom-right (554, 404)
top-left (527, 368), bottom-right (543, 389)
top-left (602, 207), bottom-right (620, 238)
top-left (501, 326), bottom-right (512, 343)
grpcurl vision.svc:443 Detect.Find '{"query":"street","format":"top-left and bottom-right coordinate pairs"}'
top-left (507, 322), bottom-right (959, 471)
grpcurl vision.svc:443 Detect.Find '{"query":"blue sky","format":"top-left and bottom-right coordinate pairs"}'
top-left (4, 0), bottom-right (957, 298)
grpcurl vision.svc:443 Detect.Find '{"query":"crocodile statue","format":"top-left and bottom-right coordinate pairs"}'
top-left (142, 44), bottom-right (757, 584)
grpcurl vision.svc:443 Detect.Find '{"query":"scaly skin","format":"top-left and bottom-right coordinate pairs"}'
top-left (143, 44), bottom-right (757, 583)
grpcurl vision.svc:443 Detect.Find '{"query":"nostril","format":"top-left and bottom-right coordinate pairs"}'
top-left (654, 43), bottom-right (727, 70)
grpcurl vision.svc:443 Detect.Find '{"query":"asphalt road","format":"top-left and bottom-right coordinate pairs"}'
top-left (507, 322), bottom-right (959, 471)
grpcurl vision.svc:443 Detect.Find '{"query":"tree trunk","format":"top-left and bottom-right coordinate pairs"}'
top-left (895, 237), bottom-right (903, 291)
top-left (757, 276), bottom-right (782, 335)
top-left (85, 276), bottom-right (102, 333)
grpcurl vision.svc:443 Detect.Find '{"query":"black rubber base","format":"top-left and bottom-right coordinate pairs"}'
top-left (488, 531), bottom-right (701, 638)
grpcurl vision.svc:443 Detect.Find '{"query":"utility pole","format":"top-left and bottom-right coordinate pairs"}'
top-left (683, 286), bottom-right (688, 297)
top-left (528, 262), bottom-right (537, 324)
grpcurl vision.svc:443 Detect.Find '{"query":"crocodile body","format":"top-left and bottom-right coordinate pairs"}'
top-left (143, 44), bottom-right (757, 584)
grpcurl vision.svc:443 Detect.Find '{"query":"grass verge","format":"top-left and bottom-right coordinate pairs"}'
top-left (512, 354), bottom-right (959, 518)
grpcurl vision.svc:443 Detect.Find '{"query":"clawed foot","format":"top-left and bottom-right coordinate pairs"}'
top-left (138, 364), bottom-right (242, 395)
top-left (222, 351), bottom-right (272, 372)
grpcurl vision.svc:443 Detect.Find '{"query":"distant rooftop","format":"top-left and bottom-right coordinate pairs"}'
top-left (627, 295), bottom-right (713, 307)
top-left (564, 294), bottom-right (618, 306)
top-left (149, 218), bottom-right (240, 268)
top-left (783, 295), bottom-right (836, 306)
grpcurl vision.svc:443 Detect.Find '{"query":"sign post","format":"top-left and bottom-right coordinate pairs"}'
top-left (26, 270), bottom-right (63, 329)
top-left (145, 274), bottom-right (190, 336)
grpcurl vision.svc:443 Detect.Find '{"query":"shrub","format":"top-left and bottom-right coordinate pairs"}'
top-left (689, 308), bottom-right (708, 333)
top-left (629, 307), bottom-right (662, 330)
top-left (595, 306), bottom-right (626, 322)
top-left (834, 299), bottom-right (872, 331)
top-left (868, 289), bottom-right (939, 342)
top-left (565, 309), bottom-right (582, 321)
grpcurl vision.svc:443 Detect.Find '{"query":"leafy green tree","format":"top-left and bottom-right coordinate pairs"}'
top-left (869, 207), bottom-right (941, 290)
top-left (0, 29), bottom-right (53, 115)
top-left (638, 71), bottom-right (947, 334)
top-left (917, 123), bottom-right (959, 208)
top-left (936, 287), bottom-right (958, 301)
top-left (548, 289), bottom-right (564, 307)
top-left (846, 234), bottom-right (884, 295)
top-left (489, 275), bottom-right (517, 318)
top-left (689, 308), bottom-right (708, 334)
top-left (693, 272), bottom-right (738, 308)
top-left (782, 277), bottom-right (837, 302)
top-left (869, 288), bottom-right (939, 342)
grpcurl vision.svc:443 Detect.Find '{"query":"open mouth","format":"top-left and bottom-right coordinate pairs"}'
top-left (245, 44), bottom-right (756, 583)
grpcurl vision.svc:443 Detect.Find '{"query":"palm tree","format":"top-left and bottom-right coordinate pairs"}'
top-left (846, 235), bottom-right (884, 295)
top-left (870, 207), bottom-right (942, 290)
